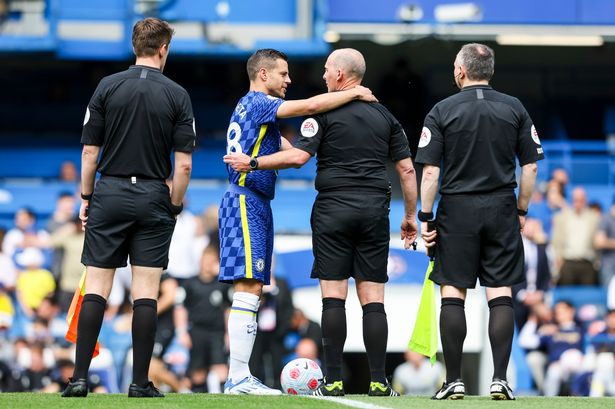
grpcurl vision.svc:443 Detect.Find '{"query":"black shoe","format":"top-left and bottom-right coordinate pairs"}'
top-left (128, 381), bottom-right (164, 398)
top-left (62, 378), bottom-right (88, 397)
top-left (368, 381), bottom-right (400, 396)
top-left (490, 378), bottom-right (515, 400)
top-left (431, 380), bottom-right (465, 400)
top-left (312, 380), bottom-right (345, 396)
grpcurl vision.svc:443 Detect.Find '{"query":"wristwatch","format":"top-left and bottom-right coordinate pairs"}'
top-left (517, 208), bottom-right (528, 216)
top-left (249, 157), bottom-right (259, 171)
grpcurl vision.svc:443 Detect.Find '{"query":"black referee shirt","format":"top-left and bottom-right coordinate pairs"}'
top-left (294, 101), bottom-right (411, 193)
top-left (183, 277), bottom-right (230, 331)
top-left (81, 65), bottom-right (196, 179)
top-left (414, 85), bottom-right (544, 195)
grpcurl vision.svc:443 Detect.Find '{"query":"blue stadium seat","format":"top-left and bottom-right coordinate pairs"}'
top-left (0, 148), bottom-right (82, 178)
top-left (0, 181), bottom-right (77, 228)
top-left (552, 286), bottom-right (608, 317)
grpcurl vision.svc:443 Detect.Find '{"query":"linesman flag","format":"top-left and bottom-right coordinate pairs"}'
top-left (65, 268), bottom-right (100, 358)
top-left (408, 221), bottom-right (437, 364)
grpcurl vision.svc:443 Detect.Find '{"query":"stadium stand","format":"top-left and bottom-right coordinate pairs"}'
top-left (2, 0), bottom-right (615, 399)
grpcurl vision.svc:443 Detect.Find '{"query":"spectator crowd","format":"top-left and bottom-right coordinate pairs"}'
top-left (0, 182), bottom-right (323, 393)
top-left (0, 164), bottom-right (614, 396)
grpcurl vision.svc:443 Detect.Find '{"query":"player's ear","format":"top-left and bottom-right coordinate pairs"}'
top-left (260, 68), bottom-right (268, 81)
top-left (159, 43), bottom-right (169, 58)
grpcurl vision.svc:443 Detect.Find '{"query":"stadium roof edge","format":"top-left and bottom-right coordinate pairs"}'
top-left (325, 23), bottom-right (615, 44)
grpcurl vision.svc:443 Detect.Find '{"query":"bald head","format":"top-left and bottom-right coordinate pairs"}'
top-left (328, 48), bottom-right (366, 80)
top-left (572, 187), bottom-right (587, 212)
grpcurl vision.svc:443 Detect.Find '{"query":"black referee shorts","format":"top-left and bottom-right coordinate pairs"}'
top-left (81, 176), bottom-right (176, 269)
top-left (188, 328), bottom-right (227, 372)
top-left (429, 191), bottom-right (524, 289)
top-left (310, 191), bottom-right (390, 283)
top-left (152, 322), bottom-right (175, 359)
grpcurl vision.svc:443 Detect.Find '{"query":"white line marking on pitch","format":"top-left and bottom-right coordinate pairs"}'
top-left (306, 396), bottom-right (394, 409)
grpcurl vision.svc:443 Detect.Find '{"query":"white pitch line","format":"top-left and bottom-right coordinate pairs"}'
top-left (306, 395), bottom-right (394, 409)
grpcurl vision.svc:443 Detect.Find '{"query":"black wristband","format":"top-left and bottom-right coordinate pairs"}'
top-left (171, 203), bottom-right (183, 215)
top-left (517, 208), bottom-right (528, 216)
top-left (81, 193), bottom-right (93, 201)
top-left (418, 210), bottom-right (434, 222)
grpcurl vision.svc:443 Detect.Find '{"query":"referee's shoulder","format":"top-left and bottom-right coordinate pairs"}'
top-left (430, 94), bottom-right (457, 114)
top-left (96, 70), bottom-right (129, 87)
top-left (154, 73), bottom-right (191, 97)
top-left (487, 88), bottom-right (523, 106)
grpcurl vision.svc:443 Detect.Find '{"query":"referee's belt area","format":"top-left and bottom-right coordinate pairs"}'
top-left (100, 175), bottom-right (165, 183)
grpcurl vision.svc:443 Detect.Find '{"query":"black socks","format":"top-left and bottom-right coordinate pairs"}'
top-left (488, 296), bottom-right (514, 381)
top-left (321, 297), bottom-right (346, 382)
top-left (132, 298), bottom-right (158, 387)
top-left (362, 302), bottom-right (388, 384)
top-left (74, 293), bottom-right (107, 379)
top-left (440, 297), bottom-right (466, 383)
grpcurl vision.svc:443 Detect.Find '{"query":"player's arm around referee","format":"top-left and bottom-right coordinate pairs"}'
top-left (63, 17), bottom-right (195, 399)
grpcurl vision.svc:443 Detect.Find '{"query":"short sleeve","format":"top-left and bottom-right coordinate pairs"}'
top-left (293, 116), bottom-right (325, 156)
top-left (81, 81), bottom-right (106, 146)
top-left (172, 90), bottom-right (196, 153)
top-left (414, 106), bottom-right (444, 166)
top-left (516, 103), bottom-right (545, 166)
top-left (253, 93), bottom-right (284, 125)
top-left (389, 119), bottom-right (412, 163)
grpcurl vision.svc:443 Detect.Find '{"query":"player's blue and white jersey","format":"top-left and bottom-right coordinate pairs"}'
top-left (226, 91), bottom-right (284, 200)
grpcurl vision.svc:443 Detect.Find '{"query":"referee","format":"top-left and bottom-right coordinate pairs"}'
top-left (416, 43), bottom-right (544, 400)
top-left (62, 18), bottom-right (195, 398)
top-left (225, 48), bottom-right (418, 396)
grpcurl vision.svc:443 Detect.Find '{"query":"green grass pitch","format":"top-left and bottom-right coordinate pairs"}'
top-left (0, 393), bottom-right (613, 409)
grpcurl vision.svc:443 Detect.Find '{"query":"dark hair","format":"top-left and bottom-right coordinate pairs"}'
top-left (458, 43), bottom-right (494, 81)
top-left (555, 300), bottom-right (575, 310)
top-left (132, 17), bottom-right (174, 57)
top-left (203, 244), bottom-right (220, 259)
top-left (246, 48), bottom-right (288, 80)
top-left (56, 359), bottom-right (75, 369)
top-left (58, 191), bottom-right (74, 199)
top-left (19, 207), bottom-right (36, 220)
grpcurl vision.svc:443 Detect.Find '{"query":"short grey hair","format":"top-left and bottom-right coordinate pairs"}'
top-left (457, 43), bottom-right (494, 81)
top-left (329, 48), bottom-right (366, 80)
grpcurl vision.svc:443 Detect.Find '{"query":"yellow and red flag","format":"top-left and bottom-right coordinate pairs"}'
top-left (65, 269), bottom-right (100, 358)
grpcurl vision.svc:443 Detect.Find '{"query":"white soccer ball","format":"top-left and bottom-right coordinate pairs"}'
top-left (280, 358), bottom-right (323, 395)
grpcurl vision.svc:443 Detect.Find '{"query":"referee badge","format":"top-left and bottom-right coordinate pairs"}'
top-left (300, 118), bottom-right (318, 137)
top-left (255, 258), bottom-right (265, 272)
top-left (531, 125), bottom-right (541, 145)
top-left (83, 107), bottom-right (90, 126)
top-left (418, 127), bottom-right (431, 148)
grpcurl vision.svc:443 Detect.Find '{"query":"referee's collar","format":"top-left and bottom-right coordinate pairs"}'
top-left (460, 84), bottom-right (492, 92)
top-left (130, 65), bottom-right (161, 72)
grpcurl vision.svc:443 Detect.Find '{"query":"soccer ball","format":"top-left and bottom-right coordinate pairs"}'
top-left (280, 358), bottom-right (323, 395)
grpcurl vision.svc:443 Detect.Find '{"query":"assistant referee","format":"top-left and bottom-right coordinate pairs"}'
top-left (416, 43), bottom-right (544, 400)
top-left (62, 18), bottom-right (195, 398)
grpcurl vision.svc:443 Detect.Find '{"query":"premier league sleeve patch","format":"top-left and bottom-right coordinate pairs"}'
top-left (418, 127), bottom-right (432, 148)
top-left (531, 125), bottom-right (541, 145)
top-left (300, 118), bottom-right (319, 138)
